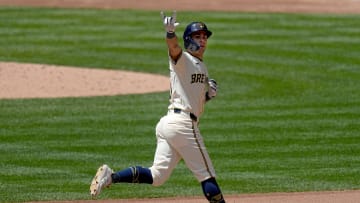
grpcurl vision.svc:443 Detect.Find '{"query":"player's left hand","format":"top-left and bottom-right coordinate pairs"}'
top-left (161, 11), bottom-right (179, 33)
top-left (206, 79), bottom-right (217, 101)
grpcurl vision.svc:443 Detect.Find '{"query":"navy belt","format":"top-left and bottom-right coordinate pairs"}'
top-left (173, 108), bottom-right (197, 122)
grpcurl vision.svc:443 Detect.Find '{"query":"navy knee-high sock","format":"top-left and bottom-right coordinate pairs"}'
top-left (111, 166), bottom-right (153, 184)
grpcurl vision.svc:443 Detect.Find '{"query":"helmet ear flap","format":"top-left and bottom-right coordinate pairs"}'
top-left (185, 36), bottom-right (200, 52)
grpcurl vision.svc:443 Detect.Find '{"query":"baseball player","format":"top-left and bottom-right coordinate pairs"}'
top-left (90, 11), bottom-right (225, 203)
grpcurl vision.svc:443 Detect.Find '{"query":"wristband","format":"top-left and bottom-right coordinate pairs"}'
top-left (166, 32), bottom-right (176, 39)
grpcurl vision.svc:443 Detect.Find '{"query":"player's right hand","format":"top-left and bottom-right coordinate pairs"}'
top-left (161, 11), bottom-right (179, 33)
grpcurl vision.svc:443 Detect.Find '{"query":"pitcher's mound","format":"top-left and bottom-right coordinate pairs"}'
top-left (0, 62), bottom-right (169, 99)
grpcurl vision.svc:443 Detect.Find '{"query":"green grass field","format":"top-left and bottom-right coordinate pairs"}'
top-left (0, 7), bottom-right (360, 202)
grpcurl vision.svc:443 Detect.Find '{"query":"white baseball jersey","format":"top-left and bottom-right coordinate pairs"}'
top-left (167, 51), bottom-right (209, 118)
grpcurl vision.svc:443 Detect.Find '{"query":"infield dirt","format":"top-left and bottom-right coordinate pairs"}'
top-left (1, 0), bottom-right (360, 202)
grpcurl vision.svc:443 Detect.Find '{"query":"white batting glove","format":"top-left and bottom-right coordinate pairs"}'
top-left (207, 79), bottom-right (217, 100)
top-left (160, 11), bottom-right (179, 33)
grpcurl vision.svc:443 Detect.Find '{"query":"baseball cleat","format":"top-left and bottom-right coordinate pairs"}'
top-left (90, 164), bottom-right (113, 198)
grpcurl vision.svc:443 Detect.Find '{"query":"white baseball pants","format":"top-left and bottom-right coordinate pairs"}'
top-left (149, 111), bottom-right (216, 186)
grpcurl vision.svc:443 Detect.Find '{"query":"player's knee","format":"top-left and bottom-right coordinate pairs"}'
top-left (149, 167), bottom-right (167, 186)
top-left (201, 177), bottom-right (225, 203)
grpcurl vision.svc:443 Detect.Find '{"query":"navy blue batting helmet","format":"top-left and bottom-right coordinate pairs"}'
top-left (183, 22), bottom-right (212, 51)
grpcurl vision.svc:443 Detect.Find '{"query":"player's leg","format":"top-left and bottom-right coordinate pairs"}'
top-left (105, 116), bottom-right (181, 186)
top-left (176, 120), bottom-right (216, 179)
top-left (111, 166), bottom-right (153, 184)
top-left (90, 162), bottom-right (155, 197)
top-left (149, 115), bottom-right (182, 186)
top-left (90, 116), bottom-right (179, 197)
top-left (90, 164), bottom-right (153, 198)
top-left (176, 121), bottom-right (225, 203)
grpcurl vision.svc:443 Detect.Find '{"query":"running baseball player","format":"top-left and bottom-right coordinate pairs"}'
top-left (90, 11), bottom-right (225, 203)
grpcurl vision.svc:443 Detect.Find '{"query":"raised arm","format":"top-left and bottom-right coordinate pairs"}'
top-left (161, 11), bottom-right (182, 62)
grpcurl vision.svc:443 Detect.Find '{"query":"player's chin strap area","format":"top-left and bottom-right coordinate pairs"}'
top-left (171, 108), bottom-right (198, 122)
top-left (187, 38), bottom-right (200, 52)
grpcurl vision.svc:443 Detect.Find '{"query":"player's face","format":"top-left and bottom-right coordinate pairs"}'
top-left (192, 31), bottom-right (208, 49)
top-left (190, 31), bottom-right (208, 58)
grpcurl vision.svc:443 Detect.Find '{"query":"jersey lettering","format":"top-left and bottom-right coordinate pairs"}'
top-left (191, 73), bottom-right (205, 84)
